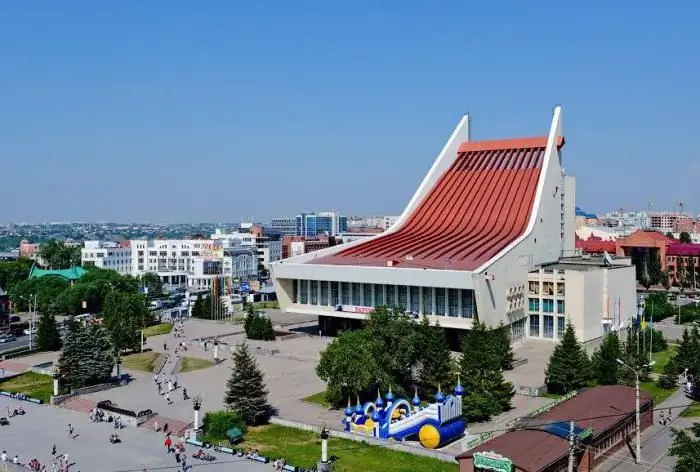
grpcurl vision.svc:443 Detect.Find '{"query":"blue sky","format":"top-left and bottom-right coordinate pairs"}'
top-left (2, 1), bottom-right (698, 223)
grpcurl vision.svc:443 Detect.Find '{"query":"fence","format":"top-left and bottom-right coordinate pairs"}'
top-left (50, 382), bottom-right (116, 405)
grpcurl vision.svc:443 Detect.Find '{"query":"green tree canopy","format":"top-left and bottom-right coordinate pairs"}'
top-left (140, 272), bottom-right (163, 299)
top-left (57, 320), bottom-right (114, 389)
top-left (225, 342), bottom-right (272, 425)
top-left (9, 276), bottom-right (70, 313)
top-left (679, 231), bottom-right (692, 244)
top-left (103, 290), bottom-right (150, 353)
top-left (591, 332), bottom-right (621, 385)
top-left (38, 240), bottom-right (81, 270)
top-left (545, 322), bottom-right (591, 395)
top-left (459, 320), bottom-right (514, 422)
top-left (416, 317), bottom-right (455, 398)
top-left (669, 422), bottom-right (700, 471)
top-left (0, 258), bottom-right (33, 292)
top-left (491, 322), bottom-right (514, 371)
top-left (36, 308), bottom-right (63, 351)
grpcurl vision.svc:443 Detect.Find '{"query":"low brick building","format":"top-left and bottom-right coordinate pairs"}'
top-left (457, 385), bottom-right (653, 472)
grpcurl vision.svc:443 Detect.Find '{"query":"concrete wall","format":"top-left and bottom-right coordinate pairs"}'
top-left (474, 107), bottom-right (565, 327)
top-left (563, 175), bottom-right (576, 254)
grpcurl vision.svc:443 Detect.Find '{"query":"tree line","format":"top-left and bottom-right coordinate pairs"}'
top-left (545, 321), bottom-right (667, 395)
top-left (315, 307), bottom-right (514, 423)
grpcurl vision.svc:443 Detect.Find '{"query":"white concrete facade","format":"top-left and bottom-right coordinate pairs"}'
top-left (211, 229), bottom-right (282, 269)
top-left (271, 107), bottom-right (582, 331)
top-left (526, 255), bottom-right (636, 344)
top-left (81, 241), bottom-right (132, 275)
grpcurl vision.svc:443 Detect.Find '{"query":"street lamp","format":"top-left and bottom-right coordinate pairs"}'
top-left (616, 358), bottom-right (655, 464)
top-left (18, 294), bottom-right (38, 350)
top-left (192, 394), bottom-right (203, 435)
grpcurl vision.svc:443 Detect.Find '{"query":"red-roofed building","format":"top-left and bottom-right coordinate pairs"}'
top-left (457, 385), bottom-right (653, 472)
top-left (271, 107), bottom-right (579, 336)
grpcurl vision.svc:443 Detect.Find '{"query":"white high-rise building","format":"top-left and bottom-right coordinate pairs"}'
top-left (81, 241), bottom-right (132, 275)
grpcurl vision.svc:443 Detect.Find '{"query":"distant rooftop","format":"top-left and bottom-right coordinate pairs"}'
top-left (538, 254), bottom-right (631, 272)
top-left (29, 266), bottom-right (88, 281)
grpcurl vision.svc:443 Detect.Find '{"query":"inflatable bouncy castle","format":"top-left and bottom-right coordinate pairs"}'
top-left (342, 382), bottom-right (466, 449)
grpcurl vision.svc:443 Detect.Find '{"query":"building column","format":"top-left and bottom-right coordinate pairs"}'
top-left (306, 280), bottom-right (311, 305)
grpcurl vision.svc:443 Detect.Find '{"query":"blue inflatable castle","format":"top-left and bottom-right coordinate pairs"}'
top-left (342, 380), bottom-right (466, 449)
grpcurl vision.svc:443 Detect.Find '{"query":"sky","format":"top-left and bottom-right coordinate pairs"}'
top-left (1, 0), bottom-right (699, 223)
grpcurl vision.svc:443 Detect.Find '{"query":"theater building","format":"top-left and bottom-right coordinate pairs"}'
top-left (457, 385), bottom-right (653, 472)
top-left (271, 107), bottom-right (636, 344)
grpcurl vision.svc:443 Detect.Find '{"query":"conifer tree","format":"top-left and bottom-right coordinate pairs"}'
top-left (225, 342), bottom-right (271, 425)
top-left (491, 322), bottom-right (514, 370)
top-left (191, 294), bottom-right (204, 318)
top-left (591, 332), bottom-right (621, 385)
top-left (545, 322), bottom-right (591, 395)
top-left (417, 319), bottom-right (454, 397)
top-left (619, 327), bottom-right (651, 385)
top-left (36, 309), bottom-right (62, 351)
top-left (459, 321), bottom-right (514, 422)
top-left (56, 319), bottom-right (84, 389)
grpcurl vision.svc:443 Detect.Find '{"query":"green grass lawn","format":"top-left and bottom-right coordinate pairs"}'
top-left (681, 402), bottom-right (700, 417)
top-left (122, 352), bottom-right (161, 372)
top-left (252, 301), bottom-right (279, 309)
top-left (301, 391), bottom-right (331, 408)
top-left (179, 357), bottom-right (214, 373)
top-left (0, 372), bottom-right (53, 403)
top-left (640, 381), bottom-right (677, 404)
top-left (652, 345), bottom-right (678, 374)
top-left (142, 323), bottom-right (173, 337)
top-left (540, 392), bottom-right (562, 400)
top-left (233, 424), bottom-right (456, 472)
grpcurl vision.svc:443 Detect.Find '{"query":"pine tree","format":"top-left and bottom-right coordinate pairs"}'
top-left (491, 322), bottom-right (514, 370)
top-left (56, 319), bottom-right (84, 389)
top-left (591, 332), bottom-right (621, 385)
top-left (619, 327), bottom-right (651, 385)
top-left (417, 320), bottom-right (454, 397)
top-left (260, 316), bottom-right (275, 341)
top-left (459, 321), bottom-right (514, 422)
top-left (36, 310), bottom-right (62, 351)
top-left (225, 342), bottom-right (271, 425)
top-left (192, 294), bottom-right (203, 318)
top-left (545, 322), bottom-right (591, 395)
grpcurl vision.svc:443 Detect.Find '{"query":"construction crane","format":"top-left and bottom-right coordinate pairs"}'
top-left (677, 200), bottom-right (685, 216)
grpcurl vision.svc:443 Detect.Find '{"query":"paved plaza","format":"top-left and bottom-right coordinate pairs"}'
top-left (0, 396), bottom-right (270, 472)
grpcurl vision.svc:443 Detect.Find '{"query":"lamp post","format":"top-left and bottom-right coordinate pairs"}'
top-left (318, 425), bottom-right (331, 472)
top-left (213, 339), bottom-right (219, 363)
top-left (51, 366), bottom-right (60, 397)
top-left (616, 358), bottom-right (655, 463)
top-left (192, 395), bottom-right (203, 438)
top-left (19, 294), bottom-right (38, 350)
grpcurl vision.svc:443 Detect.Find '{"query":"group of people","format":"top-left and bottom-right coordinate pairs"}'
top-left (164, 434), bottom-right (188, 470)
top-left (5, 404), bottom-right (25, 417)
top-left (88, 408), bottom-right (122, 429)
top-left (1, 448), bottom-right (71, 472)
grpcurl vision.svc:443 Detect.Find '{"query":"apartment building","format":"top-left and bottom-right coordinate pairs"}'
top-left (81, 240), bottom-right (133, 275)
top-left (211, 224), bottom-right (282, 269)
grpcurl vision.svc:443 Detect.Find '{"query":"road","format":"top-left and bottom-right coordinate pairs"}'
top-left (0, 334), bottom-right (30, 352)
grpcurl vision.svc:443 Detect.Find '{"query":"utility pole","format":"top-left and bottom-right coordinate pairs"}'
top-left (617, 358), bottom-right (653, 463)
top-left (567, 420), bottom-right (575, 472)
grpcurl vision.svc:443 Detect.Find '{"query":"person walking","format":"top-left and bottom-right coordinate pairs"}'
top-left (68, 424), bottom-right (75, 439)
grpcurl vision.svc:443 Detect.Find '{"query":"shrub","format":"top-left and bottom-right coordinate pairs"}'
top-left (202, 410), bottom-right (246, 442)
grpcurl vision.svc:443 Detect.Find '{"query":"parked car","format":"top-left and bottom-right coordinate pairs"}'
top-left (0, 334), bottom-right (16, 343)
top-left (23, 328), bottom-right (36, 336)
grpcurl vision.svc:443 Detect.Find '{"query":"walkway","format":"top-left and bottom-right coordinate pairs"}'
top-left (597, 387), bottom-right (689, 472)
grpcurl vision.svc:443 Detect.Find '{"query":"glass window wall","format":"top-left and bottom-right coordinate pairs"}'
top-left (460, 290), bottom-right (475, 318)
top-left (310, 280), bottom-right (318, 305)
top-left (543, 299), bottom-right (554, 313)
top-left (557, 316), bottom-right (566, 338)
top-left (300, 280), bottom-right (308, 304)
top-left (363, 284), bottom-right (373, 307)
top-left (435, 288), bottom-right (446, 316)
top-left (529, 314), bottom-right (540, 337)
top-left (385, 285), bottom-right (396, 307)
top-left (398, 286), bottom-right (408, 310)
top-left (529, 298), bottom-right (540, 312)
top-left (351, 283), bottom-right (361, 305)
top-left (321, 281), bottom-right (329, 306)
top-left (341, 282), bottom-right (350, 305)
top-left (293, 280), bottom-right (299, 303)
top-left (448, 289), bottom-right (459, 317)
top-left (409, 287), bottom-right (420, 313)
top-left (331, 282), bottom-right (339, 306)
top-left (557, 300), bottom-right (565, 314)
top-left (543, 315), bottom-right (554, 338)
top-left (374, 284), bottom-right (385, 306)
top-left (422, 287), bottom-right (433, 315)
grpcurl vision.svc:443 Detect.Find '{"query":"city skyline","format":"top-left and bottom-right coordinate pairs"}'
top-left (2, 2), bottom-right (698, 222)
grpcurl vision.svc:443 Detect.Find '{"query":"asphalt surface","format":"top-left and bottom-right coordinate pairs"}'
top-left (0, 335), bottom-right (30, 352)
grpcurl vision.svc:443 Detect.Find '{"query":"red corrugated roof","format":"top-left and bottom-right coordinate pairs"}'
top-left (313, 136), bottom-right (562, 270)
top-left (667, 243), bottom-right (700, 257)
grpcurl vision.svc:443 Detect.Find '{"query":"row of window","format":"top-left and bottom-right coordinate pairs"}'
top-left (528, 280), bottom-right (565, 296)
top-left (529, 314), bottom-right (566, 339)
top-left (528, 298), bottom-right (565, 313)
top-left (293, 280), bottom-right (477, 318)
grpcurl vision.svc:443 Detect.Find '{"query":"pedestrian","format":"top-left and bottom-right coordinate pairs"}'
top-left (166, 392), bottom-right (171, 405)
top-left (163, 423), bottom-right (169, 435)
top-left (68, 423), bottom-right (74, 439)
top-left (154, 420), bottom-right (159, 432)
top-left (165, 435), bottom-right (172, 453)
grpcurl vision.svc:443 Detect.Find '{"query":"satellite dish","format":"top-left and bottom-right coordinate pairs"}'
top-left (603, 251), bottom-right (614, 267)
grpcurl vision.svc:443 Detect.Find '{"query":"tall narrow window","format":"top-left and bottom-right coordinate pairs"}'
top-left (310, 281), bottom-right (318, 305)
top-left (341, 282), bottom-right (350, 305)
top-left (300, 280), bottom-right (308, 304)
top-left (351, 283), bottom-right (361, 305)
top-left (331, 282), bottom-right (340, 306)
top-left (374, 284), bottom-right (385, 306)
top-left (435, 288), bottom-right (446, 316)
top-left (385, 285), bottom-right (396, 307)
top-left (448, 289), bottom-right (459, 316)
top-left (363, 284), bottom-right (373, 307)
top-left (397, 286), bottom-right (408, 310)
top-left (460, 290), bottom-right (474, 318)
top-left (422, 287), bottom-right (433, 315)
top-left (321, 281), bottom-right (330, 306)
top-left (410, 287), bottom-right (420, 312)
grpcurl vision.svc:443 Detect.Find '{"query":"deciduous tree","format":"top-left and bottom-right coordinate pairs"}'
top-left (545, 322), bottom-right (591, 395)
top-left (36, 308), bottom-right (62, 351)
top-left (103, 291), bottom-right (149, 353)
top-left (225, 342), bottom-right (271, 425)
top-left (669, 422), bottom-right (700, 471)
